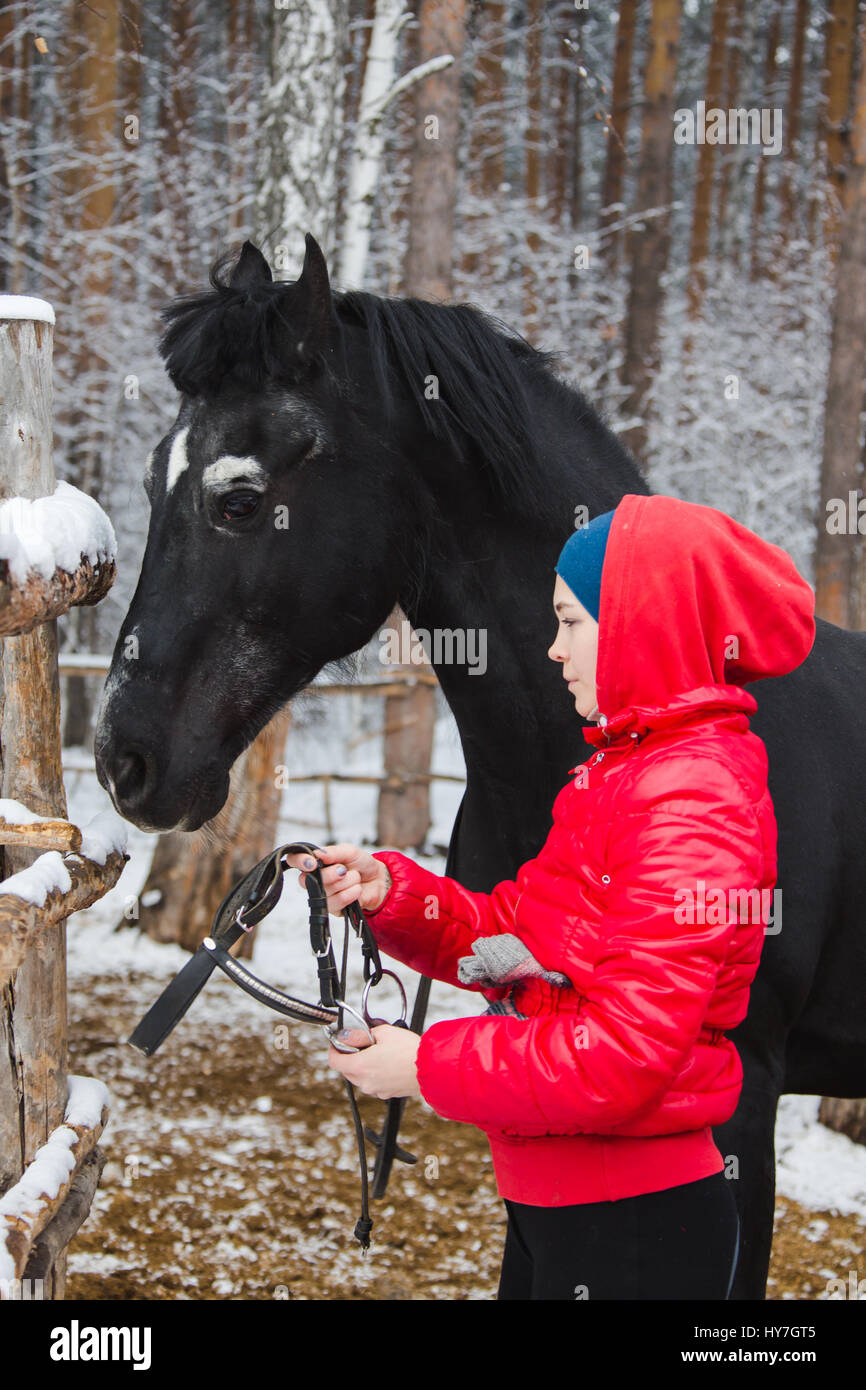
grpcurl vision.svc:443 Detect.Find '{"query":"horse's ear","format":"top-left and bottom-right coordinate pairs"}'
top-left (298, 232), bottom-right (330, 297)
top-left (291, 233), bottom-right (333, 355)
top-left (228, 241), bottom-right (273, 289)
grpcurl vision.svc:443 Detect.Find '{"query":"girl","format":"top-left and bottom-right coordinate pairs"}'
top-left (287, 493), bottom-right (816, 1300)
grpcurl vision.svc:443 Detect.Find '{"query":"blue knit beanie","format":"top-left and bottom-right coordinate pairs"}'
top-left (555, 510), bottom-right (616, 621)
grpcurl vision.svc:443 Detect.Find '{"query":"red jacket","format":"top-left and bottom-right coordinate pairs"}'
top-left (366, 494), bottom-right (816, 1205)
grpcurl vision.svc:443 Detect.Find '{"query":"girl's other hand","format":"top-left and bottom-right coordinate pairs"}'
top-left (283, 842), bottom-right (393, 916)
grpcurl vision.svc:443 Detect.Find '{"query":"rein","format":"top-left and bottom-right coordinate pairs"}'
top-left (127, 841), bottom-right (415, 1251)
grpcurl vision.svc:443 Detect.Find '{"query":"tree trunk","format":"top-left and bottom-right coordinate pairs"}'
top-left (599, 0), bottom-right (638, 269)
top-left (821, 0), bottom-right (858, 257)
top-left (677, 0), bottom-right (732, 433)
top-left (818, 1096), bottom-right (866, 1145)
top-left (748, 0), bottom-right (781, 281)
top-left (0, 2), bottom-right (16, 294)
top-left (2, 2), bottom-right (32, 295)
top-left (152, 0), bottom-right (197, 291)
top-left (715, 0), bottom-right (745, 258)
top-left (548, 0), bottom-right (577, 234)
top-left (377, 616), bottom-right (436, 851)
top-left (461, 0), bottom-right (506, 284)
top-left (569, 4), bottom-right (584, 233)
top-left (685, 0), bottom-right (732, 326)
top-left (256, 0), bottom-right (345, 265)
top-left (226, 0), bottom-right (258, 241)
top-left (779, 0), bottom-right (809, 243)
top-left (334, 0), bottom-right (404, 288)
top-left (405, 0), bottom-right (466, 302)
top-left (522, 0), bottom-right (543, 341)
top-left (814, 1), bottom-right (866, 629)
top-left (121, 707), bottom-right (293, 953)
top-left (619, 0), bottom-right (682, 467)
top-left (333, 0), bottom-right (372, 273)
top-left (61, 606), bottom-right (96, 748)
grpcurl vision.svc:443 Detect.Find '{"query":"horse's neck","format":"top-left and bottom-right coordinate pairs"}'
top-left (400, 510), bottom-right (590, 853)
top-left (386, 350), bottom-right (647, 860)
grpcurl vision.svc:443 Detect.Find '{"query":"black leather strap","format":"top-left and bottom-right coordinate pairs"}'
top-left (128, 844), bottom-right (298, 1057)
top-left (127, 945), bottom-right (219, 1057)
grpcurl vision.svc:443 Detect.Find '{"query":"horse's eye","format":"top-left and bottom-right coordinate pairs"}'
top-left (221, 491), bottom-right (260, 521)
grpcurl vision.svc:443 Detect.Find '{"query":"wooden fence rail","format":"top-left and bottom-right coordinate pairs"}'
top-left (0, 1076), bottom-right (109, 1292)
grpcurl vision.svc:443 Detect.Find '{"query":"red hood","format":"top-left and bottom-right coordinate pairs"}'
top-left (582, 494), bottom-right (816, 749)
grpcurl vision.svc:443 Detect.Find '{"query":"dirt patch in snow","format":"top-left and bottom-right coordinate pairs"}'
top-left (767, 1201), bottom-right (865, 1300)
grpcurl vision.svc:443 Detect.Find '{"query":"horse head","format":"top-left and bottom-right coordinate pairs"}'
top-left (95, 234), bottom-right (421, 831)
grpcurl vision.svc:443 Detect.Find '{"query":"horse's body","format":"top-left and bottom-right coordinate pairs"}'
top-left (95, 236), bottom-right (866, 1299)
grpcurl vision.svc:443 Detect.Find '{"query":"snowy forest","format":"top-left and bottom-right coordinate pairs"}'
top-left (1, 0), bottom-right (863, 647)
top-left (1, 0), bottom-right (866, 1321)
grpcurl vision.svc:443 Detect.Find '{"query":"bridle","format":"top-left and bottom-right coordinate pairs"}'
top-left (127, 841), bottom-right (414, 1251)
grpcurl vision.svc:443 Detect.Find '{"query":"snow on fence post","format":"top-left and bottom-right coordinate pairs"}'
top-left (0, 297), bottom-right (124, 1300)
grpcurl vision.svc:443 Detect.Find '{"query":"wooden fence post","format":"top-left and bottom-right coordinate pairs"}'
top-left (0, 298), bottom-right (68, 1295)
top-left (377, 604), bottom-right (436, 849)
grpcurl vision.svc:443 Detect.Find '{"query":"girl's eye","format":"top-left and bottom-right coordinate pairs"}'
top-left (561, 620), bottom-right (575, 628)
top-left (220, 491), bottom-right (260, 521)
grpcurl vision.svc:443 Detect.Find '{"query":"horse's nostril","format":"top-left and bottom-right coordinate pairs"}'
top-left (115, 745), bottom-right (152, 802)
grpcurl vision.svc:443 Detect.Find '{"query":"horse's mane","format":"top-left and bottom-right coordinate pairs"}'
top-left (158, 250), bottom-right (590, 528)
top-left (331, 288), bottom-right (565, 517)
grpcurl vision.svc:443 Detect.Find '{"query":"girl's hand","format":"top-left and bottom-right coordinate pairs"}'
top-left (328, 1024), bottom-right (422, 1099)
top-left (282, 842), bottom-right (393, 917)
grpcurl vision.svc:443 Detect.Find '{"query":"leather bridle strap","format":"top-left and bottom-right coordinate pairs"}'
top-left (127, 841), bottom-right (414, 1252)
top-left (127, 845), bottom-right (299, 1056)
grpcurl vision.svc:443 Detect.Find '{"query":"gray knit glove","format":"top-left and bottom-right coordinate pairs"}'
top-left (457, 933), bottom-right (571, 988)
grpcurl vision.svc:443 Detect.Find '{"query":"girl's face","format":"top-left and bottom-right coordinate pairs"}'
top-left (548, 574), bottom-right (600, 720)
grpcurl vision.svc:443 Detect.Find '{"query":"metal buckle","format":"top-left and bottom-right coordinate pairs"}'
top-left (233, 904), bottom-right (255, 933)
top-left (215, 850), bottom-right (289, 940)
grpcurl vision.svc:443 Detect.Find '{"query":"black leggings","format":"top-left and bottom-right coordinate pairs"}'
top-left (497, 1170), bottom-right (740, 1300)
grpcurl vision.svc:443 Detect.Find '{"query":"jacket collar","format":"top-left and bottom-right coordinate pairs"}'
top-left (580, 685), bottom-right (759, 751)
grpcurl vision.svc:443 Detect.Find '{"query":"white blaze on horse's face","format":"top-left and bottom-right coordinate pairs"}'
top-left (201, 454), bottom-right (269, 493)
top-left (165, 426), bottom-right (191, 494)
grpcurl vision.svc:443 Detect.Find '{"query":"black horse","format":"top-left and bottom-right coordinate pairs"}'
top-left (95, 234), bottom-right (866, 1300)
